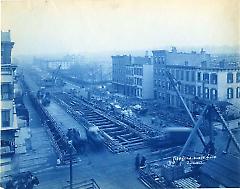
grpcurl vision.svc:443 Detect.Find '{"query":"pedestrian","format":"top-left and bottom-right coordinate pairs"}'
top-left (140, 156), bottom-right (146, 167)
top-left (135, 153), bottom-right (140, 170)
top-left (5, 180), bottom-right (14, 189)
top-left (26, 112), bottom-right (29, 127)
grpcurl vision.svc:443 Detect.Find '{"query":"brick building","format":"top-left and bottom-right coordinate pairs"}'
top-left (112, 55), bottom-right (154, 99)
top-left (1, 31), bottom-right (18, 156)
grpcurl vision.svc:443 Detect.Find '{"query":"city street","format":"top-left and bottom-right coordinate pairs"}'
top-left (14, 76), bottom-right (147, 188)
top-left (36, 150), bottom-right (146, 189)
top-left (2, 2), bottom-right (240, 188)
top-left (13, 94), bottom-right (57, 174)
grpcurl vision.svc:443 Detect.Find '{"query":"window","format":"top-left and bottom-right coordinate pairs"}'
top-left (197, 72), bottom-right (201, 82)
top-left (1, 83), bottom-right (13, 100)
top-left (154, 91), bottom-right (157, 99)
top-left (176, 70), bottom-right (180, 80)
top-left (1, 110), bottom-right (10, 127)
top-left (140, 89), bottom-right (143, 97)
top-left (166, 94), bottom-right (170, 104)
top-left (197, 86), bottom-right (202, 97)
top-left (236, 72), bottom-right (240, 83)
top-left (1, 67), bottom-right (12, 75)
top-left (227, 73), bottom-right (233, 83)
top-left (177, 83), bottom-right (181, 92)
top-left (210, 73), bottom-right (217, 84)
top-left (171, 70), bottom-right (175, 78)
top-left (186, 71), bottom-right (190, 81)
top-left (227, 88), bottom-right (234, 99)
top-left (210, 89), bottom-right (218, 100)
top-left (181, 70), bottom-right (184, 80)
top-left (192, 86), bottom-right (196, 96)
top-left (188, 85), bottom-right (196, 96)
top-left (184, 85), bottom-right (189, 94)
top-left (191, 71), bottom-right (196, 82)
top-left (161, 57), bottom-right (166, 64)
top-left (134, 68), bottom-right (137, 75)
top-left (203, 73), bottom-right (209, 84)
top-left (236, 87), bottom-right (240, 98)
top-left (1, 49), bottom-right (3, 64)
top-left (167, 82), bottom-right (170, 90)
top-left (154, 80), bottom-right (157, 87)
top-left (204, 87), bottom-right (209, 99)
top-left (181, 84), bottom-right (185, 93)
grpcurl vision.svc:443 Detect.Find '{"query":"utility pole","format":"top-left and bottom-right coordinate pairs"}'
top-left (68, 137), bottom-right (73, 189)
top-left (67, 128), bottom-right (73, 189)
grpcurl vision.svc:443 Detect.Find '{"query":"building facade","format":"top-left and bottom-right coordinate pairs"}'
top-left (112, 55), bottom-right (131, 95)
top-left (153, 47), bottom-right (240, 110)
top-left (46, 59), bottom-right (73, 70)
top-left (35, 56), bottom-right (75, 70)
top-left (112, 55), bottom-right (154, 99)
top-left (156, 65), bottom-right (240, 110)
top-left (1, 31), bottom-right (18, 156)
top-left (153, 47), bottom-right (211, 101)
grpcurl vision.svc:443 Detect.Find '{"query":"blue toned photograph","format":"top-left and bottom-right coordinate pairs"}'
top-left (1, 0), bottom-right (240, 188)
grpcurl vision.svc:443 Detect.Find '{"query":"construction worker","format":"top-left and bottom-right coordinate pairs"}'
top-left (140, 156), bottom-right (146, 167)
top-left (135, 153), bottom-right (140, 170)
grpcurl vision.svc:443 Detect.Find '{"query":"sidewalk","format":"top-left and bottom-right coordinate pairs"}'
top-left (0, 118), bottom-right (29, 184)
top-left (1, 94), bottom-right (56, 187)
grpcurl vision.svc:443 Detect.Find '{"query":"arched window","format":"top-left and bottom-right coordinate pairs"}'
top-left (204, 87), bottom-right (209, 99)
top-left (210, 89), bottom-right (218, 100)
top-left (227, 88), bottom-right (234, 99)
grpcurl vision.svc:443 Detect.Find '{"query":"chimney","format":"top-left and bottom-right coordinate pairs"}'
top-left (172, 47), bottom-right (177, 53)
top-left (145, 51), bottom-right (149, 58)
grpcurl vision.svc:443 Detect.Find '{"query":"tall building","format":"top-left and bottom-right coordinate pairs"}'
top-left (112, 55), bottom-right (131, 95)
top-left (152, 47), bottom-right (240, 110)
top-left (153, 47), bottom-right (211, 100)
top-left (1, 31), bottom-right (18, 156)
top-left (112, 55), bottom-right (154, 99)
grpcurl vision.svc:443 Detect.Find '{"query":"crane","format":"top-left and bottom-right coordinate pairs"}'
top-left (165, 70), bottom-right (240, 156)
top-left (51, 64), bottom-right (62, 85)
top-left (38, 65), bottom-right (63, 106)
top-left (42, 64), bottom-right (62, 88)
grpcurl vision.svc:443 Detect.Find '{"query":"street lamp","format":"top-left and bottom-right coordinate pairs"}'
top-left (68, 140), bottom-right (73, 189)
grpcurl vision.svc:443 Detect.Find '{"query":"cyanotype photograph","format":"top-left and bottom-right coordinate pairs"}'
top-left (1, 0), bottom-right (240, 188)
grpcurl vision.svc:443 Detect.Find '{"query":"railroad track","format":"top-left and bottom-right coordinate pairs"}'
top-left (23, 79), bottom-right (76, 163)
top-left (53, 92), bottom-right (156, 153)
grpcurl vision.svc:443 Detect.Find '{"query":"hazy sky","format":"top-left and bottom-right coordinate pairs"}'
top-left (1, 0), bottom-right (240, 55)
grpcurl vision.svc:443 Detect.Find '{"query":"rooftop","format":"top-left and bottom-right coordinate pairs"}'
top-left (166, 64), bottom-right (240, 71)
top-left (1, 31), bottom-right (11, 42)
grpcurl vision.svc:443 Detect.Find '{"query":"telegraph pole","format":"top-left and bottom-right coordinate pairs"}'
top-left (68, 140), bottom-right (73, 189)
top-left (67, 127), bottom-right (73, 189)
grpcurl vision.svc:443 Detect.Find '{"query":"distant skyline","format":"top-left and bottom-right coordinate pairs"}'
top-left (2, 0), bottom-right (240, 56)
